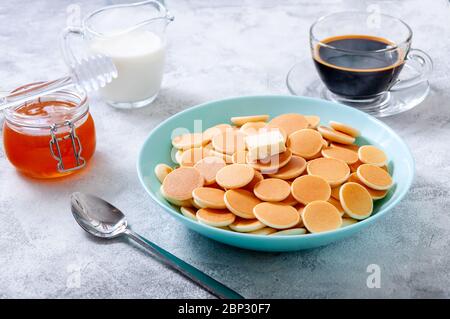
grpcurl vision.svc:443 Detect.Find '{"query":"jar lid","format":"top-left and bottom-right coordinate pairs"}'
top-left (4, 82), bottom-right (88, 129)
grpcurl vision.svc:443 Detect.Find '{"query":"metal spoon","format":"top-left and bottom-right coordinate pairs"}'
top-left (70, 192), bottom-right (243, 299)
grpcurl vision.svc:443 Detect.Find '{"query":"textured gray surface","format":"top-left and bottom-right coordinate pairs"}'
top-left (0, 0), bottom-right (449, 299)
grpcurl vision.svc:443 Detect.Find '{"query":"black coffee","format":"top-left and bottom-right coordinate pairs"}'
top-left (313, 35), bottom-right (404, 98)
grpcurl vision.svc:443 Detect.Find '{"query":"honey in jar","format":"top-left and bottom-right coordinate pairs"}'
top-left (3, 83), bottom-right (96, 178)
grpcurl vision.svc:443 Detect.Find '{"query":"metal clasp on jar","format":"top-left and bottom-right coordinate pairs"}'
top-left (49, 120), bottom-right (86, 172)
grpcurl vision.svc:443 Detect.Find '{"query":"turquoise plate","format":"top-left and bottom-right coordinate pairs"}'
top-left (137, 95), bottom-right (414, 252)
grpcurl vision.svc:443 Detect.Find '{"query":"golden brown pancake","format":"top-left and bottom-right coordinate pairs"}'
top-left (358, 145), bottom-right (388, 167)
top-left (162, 167), bottom-right (204, 201)
top-left (291, 175), bottom-right (331, 205)
top-left (253, 178), bottom-right (291, 202)
top-left (253, 202), bottom-right (300, 229)
top-left (228, 217), bottom-right (266, 232)
top-left (196, 208), bottom-right (236, 227)
top-left (329, 121), bottom-right (360, 137)
top-left (216, 164), bottom-right (255, 189)
top-left (307, 157), bottom-right (350, 187)
top-left (318, 126), bottom-right (355, 145)
top-left (339, 182), bottom-right (373, 220)
top-left (302, 200), bottom-right (342, 233)
top-left (287, 129), bottom-right (324, 159)
top-left (268, 113), bottom-right (309, 136)
top-left (192, 187), bottom-right (226, 209)
top-left (231, 114), bottom-right (269, 126)
top-left (321, 145), bottom-right (359, 164)
top-left (224, 189), bottom-right (261, 219)
top-left (357, 164), bottom-right (393, 190)
top-left (154, 163), bottom-right (173, 183)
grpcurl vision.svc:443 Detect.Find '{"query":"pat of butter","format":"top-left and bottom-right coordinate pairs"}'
top-left (245, 130), bottom-right (286, 161)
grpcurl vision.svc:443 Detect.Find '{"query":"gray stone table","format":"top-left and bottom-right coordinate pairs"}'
top-left (0, 0), bottom-right (449, 298)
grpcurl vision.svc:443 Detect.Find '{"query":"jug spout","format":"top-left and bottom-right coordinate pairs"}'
top-left (83, 0), bottom-right (174, 37)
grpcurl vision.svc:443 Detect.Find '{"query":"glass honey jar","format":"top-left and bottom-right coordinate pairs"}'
top-left (3, 82), bottom-right (96, 178)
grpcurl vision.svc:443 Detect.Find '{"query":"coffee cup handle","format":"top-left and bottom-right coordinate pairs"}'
top-left (390, 48), bottom-right (433, 91)
top-left (60, 26), bottom-right (84, 69)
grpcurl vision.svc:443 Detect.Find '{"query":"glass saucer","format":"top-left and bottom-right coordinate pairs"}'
top-left (286, 59), bottom-right (430, 117)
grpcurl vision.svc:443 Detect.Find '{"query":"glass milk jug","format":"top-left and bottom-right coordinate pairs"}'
top-left (61, 1), bottom-right (174, 109)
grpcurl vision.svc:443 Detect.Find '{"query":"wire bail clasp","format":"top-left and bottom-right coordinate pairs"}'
top-left (49, 120), bottom-right (86, 173)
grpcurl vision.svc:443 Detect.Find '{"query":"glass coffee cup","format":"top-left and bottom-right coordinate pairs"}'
top-left (310, 11), bottom-right (432, 114)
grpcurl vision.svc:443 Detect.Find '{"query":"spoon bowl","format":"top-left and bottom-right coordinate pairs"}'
top-left (71, 192), bottom-right (127, 238)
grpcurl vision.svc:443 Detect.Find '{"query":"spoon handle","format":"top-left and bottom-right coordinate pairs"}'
top-left (124, 229), bottom-right (244, 299)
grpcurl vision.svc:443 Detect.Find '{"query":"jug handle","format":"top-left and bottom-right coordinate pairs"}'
top-left (60, 26), bottom-right (84, 69)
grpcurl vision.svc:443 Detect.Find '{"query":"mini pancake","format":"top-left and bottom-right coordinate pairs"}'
top-left (196, 208), bottom-right (236, 227)
top-left (305, 115), bottom-right (320, 129)
top-left (253, 178), bottom-right (291, 202)
top-left (291, 175), bottom-right (331, 205)
top-left (328, 197), bottom-right (345, 216)
top-left (321, 145), bottom-right (359, 164)
top-left (180, 147), bottom-right (208, 166)
top-left (209, 149), bottom-right (233, 164)
top-left (239, 121), bottom-right (267, 136)
top-left (160, 186), bottom-right (194, 207)
top-left (247, 149), bottom-right (292, 174)
top-left (330, 185), bottom-right (341, 200)
top-left (341, 218), bottom-right (358, 227)
top-left (339, 182), bottom-right (373, 220)
top-left (232, 150), bottom-right (248, 164)
top-left (216, 164), bottom-right (255, 189)
top-left (212, 129), bottom-right (246, 155)
top-left (317, 126), bottom-right (355, 145)
top-left (228, 217), bottom-right (266, 233)
top-left (307, 157), bottom-right (350, 187)
top-left (268, 113), bottom-right (309, 136)
top-left (329, 121), bottom-right (360, 137)
top-left (162, 167), bottom-right (204, 201)
top-left (180, 206), bottom-right (197, 221)
top-left (253, 202), bottom-right (300, 229)
top-left (192, 187), bottom-right (226, 209)
top-left (193, 156), bottom-right (226, 185)
top-left (224, 189), bottom-right (261, 219)
top-left (154, 163), bottom-right (173, 183)
top-left (203, 124), bottom-right (232, 141)
top-left (357, 164), bottom-right (393, 190)
top-left (172, 132), bottom-right (208, 150)
top-left (287, 129), bottom-right (324, 159)
top-left (348, 172), bottom-right (387, 200)
top-left (331, 142), bottom-right (360, 152)
top-left (358, 145), bottom-right (388, 167)
top-left (270, 228), bottom-right (307, 236)
top-left (249, 227), bottom-right (277, 235)
top-left (243, 170), bottom-right (264, 191)
top-left (349, 159), bottom-right (363, 173)
top-left (231, 114), bottom-right (269, 126)
top-left (302, 200), bottom-right (342, 233)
